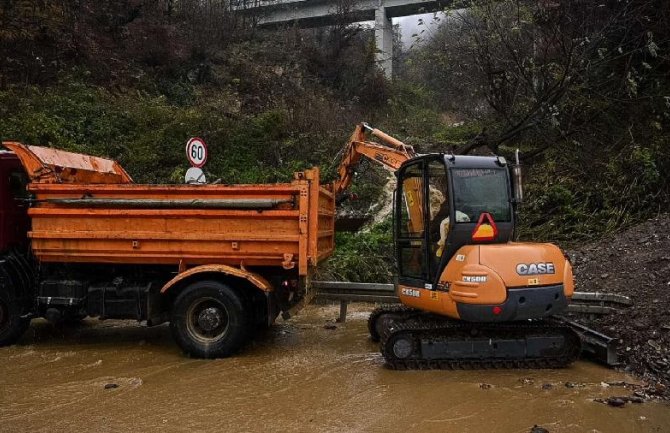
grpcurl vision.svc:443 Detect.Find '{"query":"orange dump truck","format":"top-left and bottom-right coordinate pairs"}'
top-left (0, 142), bottom-right (334, 357)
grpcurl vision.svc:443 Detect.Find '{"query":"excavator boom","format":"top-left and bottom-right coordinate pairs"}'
top-left (334, 123), bottom-right (416, 196)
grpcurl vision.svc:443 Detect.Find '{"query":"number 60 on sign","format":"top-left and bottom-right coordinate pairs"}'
top-left (186, 137), bottom-right (208, 168)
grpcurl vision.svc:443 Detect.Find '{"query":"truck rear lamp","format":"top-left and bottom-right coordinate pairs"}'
top-left (471, 212), bottom-right (498, 242)
top-left (281, 279), bottom-right (298, 288)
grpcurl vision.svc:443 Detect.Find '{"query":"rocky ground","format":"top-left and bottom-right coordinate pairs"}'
top-left (568, 214), bottom-right (670, 398)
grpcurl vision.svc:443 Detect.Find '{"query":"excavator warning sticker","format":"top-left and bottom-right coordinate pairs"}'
top-left (456, 254), bottom-right (465, 262)
top-left (528, 278), bottom-right (540, 285)
top-left (437, 281), bottom-right (450, 291)
top-left (401, 288), bottom-right (420, 298)
top-left (430, 291), bottom-right (439, 301)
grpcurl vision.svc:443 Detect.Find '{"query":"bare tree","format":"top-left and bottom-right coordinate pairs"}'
top-left (415, 0), bottom-right (669, 161)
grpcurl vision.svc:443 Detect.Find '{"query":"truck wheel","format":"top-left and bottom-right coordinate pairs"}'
top-left (170, 280), bottom-right (250, 359)
top-left (0, 291), bottom-right (30, 347)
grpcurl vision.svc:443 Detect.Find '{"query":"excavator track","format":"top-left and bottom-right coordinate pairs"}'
top-left (368, 304), bottom-right (425, 342)
top-left (379, 315), bottom-right (582, 370)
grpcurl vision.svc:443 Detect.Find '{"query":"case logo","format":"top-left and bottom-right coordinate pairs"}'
top-left (516, 263), bottom-right (555, 275)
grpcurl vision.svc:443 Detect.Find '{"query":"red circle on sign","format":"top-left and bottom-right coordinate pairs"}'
top-left (186, 137), bottom-right (208, 168)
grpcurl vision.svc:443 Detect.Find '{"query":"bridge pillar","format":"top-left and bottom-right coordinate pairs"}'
top-left (374, 6), bottom-right (393, 79)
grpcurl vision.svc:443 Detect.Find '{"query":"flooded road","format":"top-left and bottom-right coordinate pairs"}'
top-left (1, 303), bottom-right (668, 433)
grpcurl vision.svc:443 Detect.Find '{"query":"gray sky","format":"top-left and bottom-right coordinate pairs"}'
top-left (395, 12), bottom-right (445, 48)
top-left (359, 11), bottom-right (449, 50)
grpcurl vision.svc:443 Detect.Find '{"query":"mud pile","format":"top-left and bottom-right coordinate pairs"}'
top-left (569, 214), bottom-right (670, 397)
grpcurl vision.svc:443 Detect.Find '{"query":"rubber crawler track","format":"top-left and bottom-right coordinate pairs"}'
top-left (367, 304), bottom-right (417, 342)
top-left (379, 315), bottom-right (582, 370)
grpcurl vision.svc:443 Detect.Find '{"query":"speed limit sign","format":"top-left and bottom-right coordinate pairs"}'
top-left (186, 137), bottom-right (208, 168)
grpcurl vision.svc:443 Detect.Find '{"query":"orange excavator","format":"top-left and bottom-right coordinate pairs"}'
top-left (334, 123), bottom-right (581, 369)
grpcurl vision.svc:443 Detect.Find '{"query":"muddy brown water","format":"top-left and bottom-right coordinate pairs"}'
top-left (1, 304), bottom-right (669, 433)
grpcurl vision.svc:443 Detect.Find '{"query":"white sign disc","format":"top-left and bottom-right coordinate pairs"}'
top-left (185, 167), bottom-right (207, 184)
top-left (186, 137), bottom-right (208, 168)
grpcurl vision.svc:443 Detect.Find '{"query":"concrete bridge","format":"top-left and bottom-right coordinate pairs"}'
top-left (233, 1), bottom-right (459, 77)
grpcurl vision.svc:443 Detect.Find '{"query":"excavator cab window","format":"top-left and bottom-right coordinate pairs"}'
top-left (397, 162), bottom-right (426, 281)
top-left (396, 157), bottom-right (450, 285)
top-left (435, 157), bottom-right (515, 267)
top-left (451, 168), bottom-right (511, 223)
top-left (427, 161), bottom-right (450, 270)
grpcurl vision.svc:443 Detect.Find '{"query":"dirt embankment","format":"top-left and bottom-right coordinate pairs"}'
top-left (569, 215), bottom-right (670, 397)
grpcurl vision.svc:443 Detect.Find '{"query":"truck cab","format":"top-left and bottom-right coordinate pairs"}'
top-left (0, 151), bottom-right (30, 253)
top-left (0, 151), bottom-right (33, 347)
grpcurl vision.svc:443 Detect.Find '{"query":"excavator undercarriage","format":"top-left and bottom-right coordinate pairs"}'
top-left (369, 305), bottom-right (582, 369)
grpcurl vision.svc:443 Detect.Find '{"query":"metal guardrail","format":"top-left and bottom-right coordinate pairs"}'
top-left (313, 281), bottom-right (397, 303)
top-left (312, 281), bottom-right (628, 366)
top-left (312, 281), bottom-right (396, 322)
top-left (313, 281), bottom-right (632, 311)
top-left (568, 292), bottom-right (632, 315)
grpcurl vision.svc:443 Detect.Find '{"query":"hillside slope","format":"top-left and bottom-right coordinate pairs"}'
top-left (570, 214), bottom-right (670, 396)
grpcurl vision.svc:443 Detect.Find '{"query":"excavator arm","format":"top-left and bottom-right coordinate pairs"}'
top-left (333, 123), bottom-right (416, 196)
top-left (333, 122), bottom-right (425, 234)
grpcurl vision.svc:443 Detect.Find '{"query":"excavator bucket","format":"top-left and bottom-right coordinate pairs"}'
top-left (1, 141), bottom-right (132, 184)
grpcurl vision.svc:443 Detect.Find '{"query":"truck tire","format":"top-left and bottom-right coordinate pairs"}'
top-left (170, 280), bottom-right (251, 359)
top-left (0, 291), bottom-right (30, 347)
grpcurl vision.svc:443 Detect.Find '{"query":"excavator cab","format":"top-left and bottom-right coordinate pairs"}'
top-left (393, 152), bottom-right (574, 324)
top-left (395, 154), bottom-right (515, 288)
top-left (380, 153), bottom-right (581, 368)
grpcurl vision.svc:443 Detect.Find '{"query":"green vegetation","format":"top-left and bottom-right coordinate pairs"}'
top-left (316, 219), bottom-right (395, 283)
top-left (0, 83), bottom-right (302, 184)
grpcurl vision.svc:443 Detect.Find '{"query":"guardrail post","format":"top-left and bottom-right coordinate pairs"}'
top-left (338, 300), bottom-right (349, 323)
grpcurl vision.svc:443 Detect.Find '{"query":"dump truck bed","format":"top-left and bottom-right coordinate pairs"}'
top-left (3, 142), bottom-right (335, 276)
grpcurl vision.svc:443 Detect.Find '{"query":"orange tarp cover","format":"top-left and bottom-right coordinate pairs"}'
top-left (1, 141), bottom-right (132, 184)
